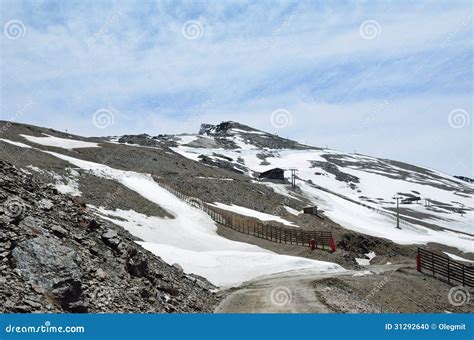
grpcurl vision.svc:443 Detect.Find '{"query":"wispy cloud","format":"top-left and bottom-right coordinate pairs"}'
top-left (0, 0), bottom-right (472, 175)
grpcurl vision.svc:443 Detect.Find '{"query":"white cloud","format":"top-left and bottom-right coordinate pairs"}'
top-left (0, 0), bottom-right (472, 175)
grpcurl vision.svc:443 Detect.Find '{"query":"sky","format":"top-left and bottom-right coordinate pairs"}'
top-left (0, 0), bottom-right (472, 176)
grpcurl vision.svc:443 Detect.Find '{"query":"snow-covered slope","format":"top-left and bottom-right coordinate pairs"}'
top-left (117, 121), bottom-right (473, 251)
top-left (3, 139), bottom-right (343, 287)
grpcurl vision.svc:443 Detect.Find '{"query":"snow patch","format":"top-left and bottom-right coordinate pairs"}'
top-left (27, 165), bottom-right (44, 173)
top-left (352, 270), bottom-right (373, 277)
top-left (443, 252), bottom-right (474, 264)
top-left (210, 202), bottom-right (297, 227)
top-left (26, 164), bottom-right (81, 196)
top-left (176, 135), bottom-right (199, 145)
top-left (197, 177), bottom-right (234, 181)
top-left (230, 128), bottom-right (266, 135)
top-left (52, 168), bottom-right (81, 197)
top-left (0, 138), bottom-right (32, 148)
top-left (284, 206), bottom-right (301, 216)
top-left (355, 251), bottom-right (376, 266)
top-left (21, 134), bottom-right (99, 149)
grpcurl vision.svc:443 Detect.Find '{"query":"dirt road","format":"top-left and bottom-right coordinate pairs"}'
top-left (215, 265), bottom-right (406, 313)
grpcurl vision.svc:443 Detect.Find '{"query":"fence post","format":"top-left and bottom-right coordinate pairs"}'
top-left (462, 265), bottom-right (465, 286)
top-left (447, 257), bottom-right (450, 284)
top-left (416, 249), bottom-right (421, 272)
top-left (329, 236), bottom-right (336, 252)
top-left (431, 253), bottom-right (435, 276)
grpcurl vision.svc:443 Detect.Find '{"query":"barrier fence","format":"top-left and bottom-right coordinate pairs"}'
top-left (160, 182), bottom-right (336, 252)
top-left (417, 248), bottom-right (473, 287)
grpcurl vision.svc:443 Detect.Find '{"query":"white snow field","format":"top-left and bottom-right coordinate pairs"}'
top-left (27, 149), bottom-right (344, 287)
top-left (20, 134), bottom-right (99, 149)
top-left (209, 202), bottom-right (297, 226)
top-left (0, 139), bottom-right (33, 148)
top-left (297, 182), bottom-right (473, 253)
top-left (171, 131), bottom-right (474, 252)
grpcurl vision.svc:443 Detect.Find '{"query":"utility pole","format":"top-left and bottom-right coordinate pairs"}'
top-left (394, 196), bottom-right (401, 229)
top-left (288, 168), bottom-right (298, 188)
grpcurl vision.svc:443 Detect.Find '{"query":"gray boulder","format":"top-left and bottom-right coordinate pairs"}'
top-left (11, 236), bottom-right (86, 312)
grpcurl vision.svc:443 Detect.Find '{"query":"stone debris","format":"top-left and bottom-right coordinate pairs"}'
top-left (0, 160), bottom-right (218, 313)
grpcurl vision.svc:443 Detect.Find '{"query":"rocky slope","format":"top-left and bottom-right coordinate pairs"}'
top-left (0, 160), bottom-right (217, 313)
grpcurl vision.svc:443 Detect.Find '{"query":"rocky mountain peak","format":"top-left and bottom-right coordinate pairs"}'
top-left (199, 121), bottom-right (261, 136)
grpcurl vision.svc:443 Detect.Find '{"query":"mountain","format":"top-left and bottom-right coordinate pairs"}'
top-left (118, 121), bottom-right (474, 245)
top-left (0, 121), bottom-right (345, 290)
top-left (0, 120), bottom-right (473, 313)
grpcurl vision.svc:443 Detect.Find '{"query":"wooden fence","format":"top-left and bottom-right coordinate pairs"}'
top-left (417, 248), bottom-right (473, 287)
top-left (160, 183), bottom-right (336, 252)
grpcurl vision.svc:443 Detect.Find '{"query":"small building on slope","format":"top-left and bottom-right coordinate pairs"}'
top-left (258, 168), bottom-right (285, 183)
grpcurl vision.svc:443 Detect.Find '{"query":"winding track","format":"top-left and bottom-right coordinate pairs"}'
top-left (215, 264), bottom-right (407, 313)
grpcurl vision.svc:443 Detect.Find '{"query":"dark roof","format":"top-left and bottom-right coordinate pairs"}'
top-left (259, 168), bottom-right (284, 176)
top-left (261, 167), bottom-right (284, 173)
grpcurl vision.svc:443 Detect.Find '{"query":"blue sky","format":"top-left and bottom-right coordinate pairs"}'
top-left (1, 0), bottom-right (472, 176)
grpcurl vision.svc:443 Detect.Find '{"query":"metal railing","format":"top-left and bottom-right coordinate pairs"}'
top-left (160, 182), bottom-right (336, 252)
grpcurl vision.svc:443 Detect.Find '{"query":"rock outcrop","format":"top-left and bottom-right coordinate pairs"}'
top-left (0, 160), bottom-right (218, 313)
